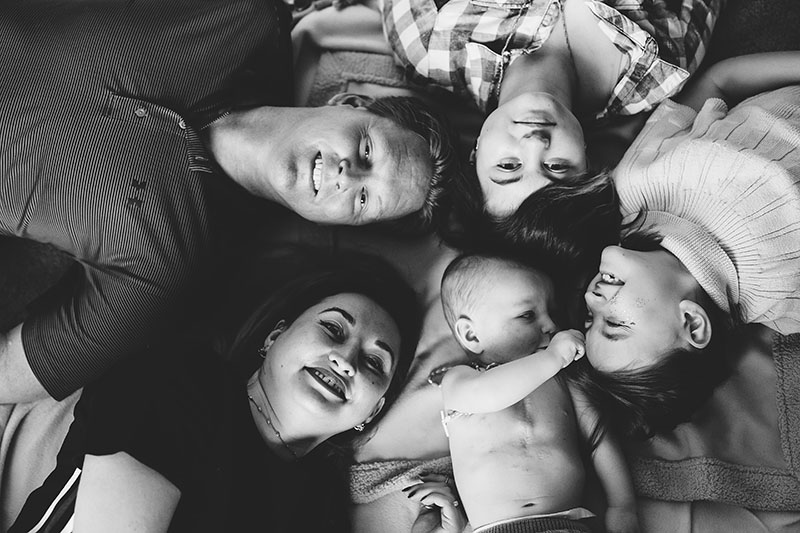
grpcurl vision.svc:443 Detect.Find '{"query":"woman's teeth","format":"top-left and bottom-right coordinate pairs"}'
top-left (312, 154), bottom-right (322, 194)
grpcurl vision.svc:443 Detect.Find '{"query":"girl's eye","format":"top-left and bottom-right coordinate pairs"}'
top-left (543, 160), bottom-right (570, 174)
top-left (360, 187), bottom-right (368, 208)
top-left (497, 158), bottom-right (522, 171)
top-left (518, 311), bottom-right (535, 320)
top-left (322, 321), bottom-right (345, 340)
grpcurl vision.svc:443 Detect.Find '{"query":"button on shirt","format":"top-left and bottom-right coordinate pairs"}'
top-left (0, 0), bottom-right (292, 399)
top-left (383, 0), bottom-right (720, 116)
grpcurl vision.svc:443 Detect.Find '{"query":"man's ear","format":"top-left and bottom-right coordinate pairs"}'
top-left (454, 317), bottom-right (482, 354)
top-left (679, 300), bottom-right (712, 349)
top-left (326, 92), bottom-right (375, 109)
top-left (364, 396), bottom-right (386, 425)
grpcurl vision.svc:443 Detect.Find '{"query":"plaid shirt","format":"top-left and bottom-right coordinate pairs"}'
top-left (382, 0), bottom-right (722, 116)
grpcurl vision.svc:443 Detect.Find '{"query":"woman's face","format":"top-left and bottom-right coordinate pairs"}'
top-left (260, 293), bottom-right (402, 440)
top-left (475, 93), bottom-right (587, 217)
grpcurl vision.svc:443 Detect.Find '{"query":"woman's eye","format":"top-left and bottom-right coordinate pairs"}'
top-left (322, 321), bottom-right (344, 340)
top-left (360, 187), bottom-right (368, 208)
top-left (605, 319), bottom-right (624, 328)
top-left (497, 159), bottom-right (522, 171)
top-left (365, 355), bottom-right (385, 374)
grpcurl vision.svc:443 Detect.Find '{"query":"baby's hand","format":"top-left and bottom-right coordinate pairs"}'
top-left (403, 474), bottom-right (467, 533)
top-left (548, 329), bottom-right (585, 368)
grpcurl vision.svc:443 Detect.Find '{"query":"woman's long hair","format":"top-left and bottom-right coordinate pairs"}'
top-left (218, 245), bottom-right (421, 450)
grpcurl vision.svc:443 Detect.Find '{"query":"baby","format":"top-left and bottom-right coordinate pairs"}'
top-left (436, 253), bottom-right (638, 533)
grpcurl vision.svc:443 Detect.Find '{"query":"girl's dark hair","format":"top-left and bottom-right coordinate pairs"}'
top-left (572, 293), bottom-right (737, 440)
top-left (219, 245), bottom-right (421, 450)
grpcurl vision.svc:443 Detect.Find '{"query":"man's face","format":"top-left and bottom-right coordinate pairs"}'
top-left (265, 106), bottom-right (432, 225)
top-left (583, 246), bottom-right (690, 371)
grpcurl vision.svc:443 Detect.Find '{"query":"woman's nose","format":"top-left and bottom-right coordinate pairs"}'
top-left (328, 350), bottom-right (355, 377)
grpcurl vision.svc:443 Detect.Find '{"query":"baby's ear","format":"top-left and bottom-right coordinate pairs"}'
top-left (679, 300), bottom-right (712, 349)
top-left (454, 317), bottom-right (482, 354)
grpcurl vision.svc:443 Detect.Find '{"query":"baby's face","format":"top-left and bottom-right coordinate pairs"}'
top-left (468, 263), bottom-right (557, 363)
top-left (475, 92), bottom-right (587, 217)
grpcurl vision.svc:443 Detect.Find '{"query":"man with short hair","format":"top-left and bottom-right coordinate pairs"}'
top-left (0, 0), bottom-right (457, 406)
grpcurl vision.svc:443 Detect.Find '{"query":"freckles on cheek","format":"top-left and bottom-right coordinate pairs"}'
top-left (635, 297), bottom-right (647, 309)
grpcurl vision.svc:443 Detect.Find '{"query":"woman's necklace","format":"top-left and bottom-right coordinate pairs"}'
top-left (248, 385), bottom-right (298, 460)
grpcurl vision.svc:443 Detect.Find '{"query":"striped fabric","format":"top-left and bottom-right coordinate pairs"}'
top-left (0, 0), bottom-right (292, 399)
top-left (382, 0), bottom-right (722, 115)
top-left (614, 86), bottom-right (800, 334)
top-left (10, 468), bottom-right (80, 533)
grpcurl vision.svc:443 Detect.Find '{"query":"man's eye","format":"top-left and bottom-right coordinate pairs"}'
top-left (362, 136), bottom-right (372, 162)
top-left (497, 158), bottom-right (521, 171)
top-left (359, 187), bottom-right (368, 209)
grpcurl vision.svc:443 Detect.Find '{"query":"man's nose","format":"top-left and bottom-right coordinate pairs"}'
top-left (336, 159), bottom-right (367, 187)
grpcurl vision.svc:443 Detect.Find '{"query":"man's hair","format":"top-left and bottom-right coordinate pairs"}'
top-left (364, 96), bottom-right (461, 234)
top-left (573, 273), bottom-right (739, 440)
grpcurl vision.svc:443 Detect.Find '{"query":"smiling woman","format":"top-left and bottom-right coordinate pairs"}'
top-left (9, 248), bottom-right (421, 533)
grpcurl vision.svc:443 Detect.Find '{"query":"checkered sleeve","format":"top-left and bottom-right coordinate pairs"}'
top-left (607, 0), bottom-right (725, 74)
top-left (382, 0), bottom-right (441, 78)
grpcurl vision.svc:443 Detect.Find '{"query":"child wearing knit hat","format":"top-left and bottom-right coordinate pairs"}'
top-left (578, 52), bottom-right (800, 439)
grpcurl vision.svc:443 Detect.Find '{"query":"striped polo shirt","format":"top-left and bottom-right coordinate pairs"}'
top-left (0, 0), bottom-right (293, 399)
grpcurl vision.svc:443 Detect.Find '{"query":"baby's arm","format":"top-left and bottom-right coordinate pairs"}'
top-left (676, 51), bottom-right (800, 111)
top-left (441, 330), bottom-right (584, 414)
top-left (570, 386), bottom-right (639, 533)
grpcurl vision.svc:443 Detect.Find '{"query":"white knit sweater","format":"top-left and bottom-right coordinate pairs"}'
top-left (613, 86), bottom-right (800, 334)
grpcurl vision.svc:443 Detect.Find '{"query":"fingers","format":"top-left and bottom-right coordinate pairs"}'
top-left (404, 474), bottom-right (466, 533)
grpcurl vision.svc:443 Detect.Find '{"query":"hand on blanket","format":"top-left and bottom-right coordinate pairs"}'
top-left (403, 473), bottom-right (467, 533)
top-left (605, 504), bottom-right (640, 533)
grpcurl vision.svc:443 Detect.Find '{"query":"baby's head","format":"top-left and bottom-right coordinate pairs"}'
top-left (578, 230), bottom-right (736, 438)
top-left (473, 93), bottom-right (588, 218)
top-left (441, 253), bottom-right (558, 364)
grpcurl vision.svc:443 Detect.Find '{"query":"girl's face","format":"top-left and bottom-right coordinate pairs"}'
top-left (257, 293), bottom-right (401, 441)
top-left (475, 93), bottom-right (587, 217)
top-left (583, 246), bottom-right (695, 371)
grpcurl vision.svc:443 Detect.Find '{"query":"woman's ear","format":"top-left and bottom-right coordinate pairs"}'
top-left (454, 317), bottom-right (482, 354)
top-left (364, 396), bottom-right (386, 425)
top-left (261, 319), bottom-right (287, 353)
top-left (326, 92), bottom-right (375, 109)
top-left (679, 300), bottom-right (712, 349)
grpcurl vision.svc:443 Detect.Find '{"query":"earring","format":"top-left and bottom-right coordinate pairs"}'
top-left (258, 345), bottom-right (269, 359)
top-left (353, 423), bottom-right (365, 432)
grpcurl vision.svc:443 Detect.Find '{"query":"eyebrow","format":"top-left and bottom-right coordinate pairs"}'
top-left (322, 307), bottom-right (355, 325)
top-left (322, 307), bottom-right (396, 359)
